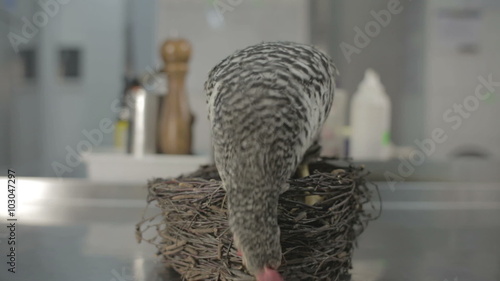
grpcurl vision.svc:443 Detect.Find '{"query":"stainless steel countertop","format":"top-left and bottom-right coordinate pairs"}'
top-left (0, 177), bottom-right (499, 281)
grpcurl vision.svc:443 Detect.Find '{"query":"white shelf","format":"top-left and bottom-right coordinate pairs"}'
top-left (83, 150), bottom-right (211, 183)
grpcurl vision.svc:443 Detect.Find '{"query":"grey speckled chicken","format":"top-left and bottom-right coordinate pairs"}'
top-left (205, 41), bottom-right (337, 281)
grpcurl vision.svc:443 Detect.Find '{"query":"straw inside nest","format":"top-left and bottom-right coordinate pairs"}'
top-left (136, 160), bottom-right (379, 281)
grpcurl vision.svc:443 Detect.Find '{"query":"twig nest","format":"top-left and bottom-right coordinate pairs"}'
top-left (136, 159), bottom-right (378, 281)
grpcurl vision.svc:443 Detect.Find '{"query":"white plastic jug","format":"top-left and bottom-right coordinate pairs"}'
top-left (349, 69), bottom-right (391, 160)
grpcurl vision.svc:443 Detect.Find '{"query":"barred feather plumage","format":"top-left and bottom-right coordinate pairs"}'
top-left (205, 41), bottom-right (338, 278)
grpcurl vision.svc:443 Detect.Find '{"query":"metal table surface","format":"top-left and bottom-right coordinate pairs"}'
top-left (0, 177), bottom-right (499, 281)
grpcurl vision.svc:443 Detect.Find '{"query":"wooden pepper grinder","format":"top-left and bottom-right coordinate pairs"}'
top-left (157, 38), bottom-right (194, 154)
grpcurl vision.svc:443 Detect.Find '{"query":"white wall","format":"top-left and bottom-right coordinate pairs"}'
top-left (2, 1), bottom-right (43, 175)
top-left (8, 0), bottom-right (126, 177)
top-left (422, 0), bottom-right (500, 160)
top-left (127, 0), bottom-right (157, 76)
top-left (324, 0), bottom-right (425, 147)
top-left (0, 18), bottom-right (12, 171)
top-left (44, 0), bottom-right (126, 177)
top-left (155, 0), bottom-right (310, 155)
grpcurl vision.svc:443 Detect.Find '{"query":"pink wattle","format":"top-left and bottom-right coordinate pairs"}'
top-left (257, 267), bottom-right (284, 281)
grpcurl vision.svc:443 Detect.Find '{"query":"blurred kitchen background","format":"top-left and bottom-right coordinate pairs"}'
top-left (1, 0), bottom-right (499, 181)
top-left (1, 1), bottom-right (500, 281)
